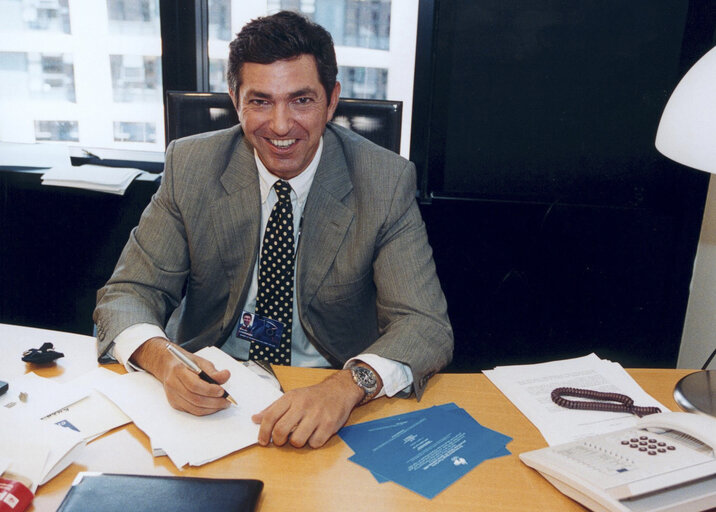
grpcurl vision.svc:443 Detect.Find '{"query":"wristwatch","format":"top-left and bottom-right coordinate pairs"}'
top-left (350, 366), bottom-right (378, 405)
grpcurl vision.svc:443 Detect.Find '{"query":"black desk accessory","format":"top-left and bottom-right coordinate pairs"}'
top-left (21, 342), bottom-right (64, 364)
top-left (56, 473), bottom-right (263, 512)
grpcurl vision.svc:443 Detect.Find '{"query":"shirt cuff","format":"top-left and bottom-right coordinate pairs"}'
top-left (345, 354), bottom-right (413, 398)
top-left (113, 323), bottom-right (167, 372)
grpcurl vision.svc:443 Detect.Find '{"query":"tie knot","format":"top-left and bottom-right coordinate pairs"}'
top-left (273, 180), bottom-right (292, 202)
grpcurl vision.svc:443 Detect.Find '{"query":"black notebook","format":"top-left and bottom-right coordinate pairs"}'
top-left (56, 473), bottom-right (263, 512)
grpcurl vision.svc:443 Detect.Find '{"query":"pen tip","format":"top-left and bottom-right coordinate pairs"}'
top-left (227, 396), bottom-right (238, 406)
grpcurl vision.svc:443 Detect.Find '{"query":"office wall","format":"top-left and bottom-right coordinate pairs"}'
top-left (412, 0), bottom-right (712, 371)
top-left (0, 170), bottom-right (157, 335)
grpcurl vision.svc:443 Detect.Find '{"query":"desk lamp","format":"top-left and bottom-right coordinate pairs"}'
top-left (655, 45), bottom-right (716, 417)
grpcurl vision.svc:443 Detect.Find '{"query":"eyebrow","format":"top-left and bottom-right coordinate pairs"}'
top-left (244, 87), bottom-right (320, 100)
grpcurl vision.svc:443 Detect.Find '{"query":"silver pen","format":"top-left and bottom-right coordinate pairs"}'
top-left (166, 344), bottom-right (237, 406)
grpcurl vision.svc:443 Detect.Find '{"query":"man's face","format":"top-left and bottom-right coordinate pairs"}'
top-left (231, 54), bottom-right (340, 180)
top-left (243, 315), bottom-right (251, 326)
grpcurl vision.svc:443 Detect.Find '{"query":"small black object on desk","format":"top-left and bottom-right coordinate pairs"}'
top-left (22, 342), bottom-right (64, 364)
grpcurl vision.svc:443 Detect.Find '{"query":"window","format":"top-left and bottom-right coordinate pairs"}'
top-left (338, 66), bottom-right (387, 99)
top-left (0, 0), bottom-right (164, 153)
top-left (114, 121), bottom-right (156, 143)
top-left (0, 0), bottom-right (71, 33)
top-left (107, 0), bottom-right (160, 34)
top-left (34, 120), bottom-right (79, 142)
top-left (110, 55), bottom-right (162, 103)
top-left (37, 53), bottom-right (76, 101)
top-left (207, 0), bottom-right (418, 156)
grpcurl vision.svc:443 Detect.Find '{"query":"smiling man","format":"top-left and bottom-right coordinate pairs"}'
top-left (94, 11), bottom-right (453, 449)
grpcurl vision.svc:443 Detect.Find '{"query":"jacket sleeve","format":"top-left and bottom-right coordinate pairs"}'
top-left (93, 140), bottom-right (190, 360)
top-left (364, 159), bottom-right (454, 399)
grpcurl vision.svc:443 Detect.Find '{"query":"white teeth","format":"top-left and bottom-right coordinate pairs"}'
top-left (270, 139), bottom-right (296, 148)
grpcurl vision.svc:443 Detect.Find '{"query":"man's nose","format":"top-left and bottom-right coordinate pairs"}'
top-left (269, 103), bottom-right (292, 135)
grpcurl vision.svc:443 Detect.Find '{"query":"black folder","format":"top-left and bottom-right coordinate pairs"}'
top-left (56, 473), bottom-right (263, 512)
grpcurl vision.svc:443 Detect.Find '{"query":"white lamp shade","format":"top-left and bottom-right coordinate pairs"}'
top-left (656, 45), bottom-right (716, 174)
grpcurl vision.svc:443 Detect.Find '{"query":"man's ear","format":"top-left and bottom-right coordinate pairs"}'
top-left (327, 82), bottom-right (341, 121)
top-left (228, 88), bottom-right (239, 110)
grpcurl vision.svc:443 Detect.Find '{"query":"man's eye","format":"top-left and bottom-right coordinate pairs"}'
top-left (249, 99), bottom-right (269, 106)
top-left (295, 97), bottom-right (312, 105)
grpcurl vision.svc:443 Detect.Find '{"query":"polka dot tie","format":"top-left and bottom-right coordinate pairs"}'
top-left (249, 180), bottom-right (294, 365)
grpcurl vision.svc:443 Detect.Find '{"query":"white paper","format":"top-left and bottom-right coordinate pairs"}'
top-left (0, 373), bottom-right (89, 419)
top-left (0, 432), bottom-right (49, 492)
top-left (41, 164), bottom-right (147, 195)
top-left (0, 141), bottom-right (70, 169)
top-left (96, 347), bottom-right (283, 468)
top-left (0, 369), bottom-right (130, 445)
top-left (0, 456), bottom-right (12, 476)
top-left (0, 407), bottom-right (85, 492)
top-left (44, 368), bottom-right (132, 440)
top-left (483, 353), bottom-right (668, 445)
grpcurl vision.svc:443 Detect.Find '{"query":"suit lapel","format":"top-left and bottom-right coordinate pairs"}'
top-left (209, 136), bottom-right (261, 331)
top-left (297, 129), bottom-right (354, 307)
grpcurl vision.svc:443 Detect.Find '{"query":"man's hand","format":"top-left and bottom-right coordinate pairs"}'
top-left (131, 337), bottom-right (231, 416)
top-left (252, 366), bottom-right (380, 449)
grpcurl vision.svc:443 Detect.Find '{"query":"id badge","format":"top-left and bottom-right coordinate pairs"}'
top-left (236, 310), bottom-right (284, 349)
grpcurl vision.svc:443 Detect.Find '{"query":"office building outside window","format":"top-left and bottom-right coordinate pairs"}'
top-left (207, 0), bottom-right (418, 156)
top-left (0, 0), bottom-right (164, 152)
top-left (107, 0), bottom-right (160, 35)
top-left (34, 120), bottom-right (79, 142)
top-left (110, 55), bottom-right (162, 103)
top-left (114, 121), bottom-right (156, 143)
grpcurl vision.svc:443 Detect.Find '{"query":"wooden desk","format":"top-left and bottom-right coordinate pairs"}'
top-left (0, 324), bottom-right (695, 512)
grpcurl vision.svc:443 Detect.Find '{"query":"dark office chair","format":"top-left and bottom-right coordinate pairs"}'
top-left (165, 91), bottom-right (402, 153)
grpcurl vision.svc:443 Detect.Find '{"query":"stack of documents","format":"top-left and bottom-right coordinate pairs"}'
top-left (0, 410), bottom-right (84, 493)
top-left (0, 141), bottom-right (70, 170)
top-left (96, 347), bottom-right (283, 469)
top-left (483, 353), bottom-right (668, 446)
top-left (41, 164), bottom-right (148, 195)
top-left (338, 403), bottom-right (511, 499)
top-left (0, 369), bottom-right (130, 491)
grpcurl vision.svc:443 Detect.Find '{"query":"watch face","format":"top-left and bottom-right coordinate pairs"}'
top-left (352, 367), bottom-right (377, 394)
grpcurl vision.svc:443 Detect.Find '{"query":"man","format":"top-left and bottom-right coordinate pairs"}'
top-left (94, 11), bottom-right (452, 449)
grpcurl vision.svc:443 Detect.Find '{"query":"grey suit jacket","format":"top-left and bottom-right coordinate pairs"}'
top-left (94, 123), bottom-right (453, 398)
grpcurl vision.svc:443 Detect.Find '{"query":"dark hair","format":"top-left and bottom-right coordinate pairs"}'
top-left (227, 11), bottom-right (338, 103)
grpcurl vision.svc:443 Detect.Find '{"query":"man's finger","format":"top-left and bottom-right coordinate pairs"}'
top-left (255, 398), bottom-right (291, 445)
top-left (288, 419), bottom-right (319, 448)
top-left (194, 358), bottom-right (231, 385)
top-left (168, 387), bottom-right (229, 416)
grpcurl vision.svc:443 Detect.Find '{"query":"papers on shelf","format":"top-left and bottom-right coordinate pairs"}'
top-left (95, 347), bottom-right (283, 469)
top-left (41, 164), bottom-right (149, 195)
top-left (0, 141), bottom-right (70, 169)
top-left (483, 353), bottom-right (668, 446)
top-left (338, 403), bottom-right (512, 499)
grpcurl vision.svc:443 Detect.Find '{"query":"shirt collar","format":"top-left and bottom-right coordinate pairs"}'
top-left (255, 137), bottom-right (322, 207)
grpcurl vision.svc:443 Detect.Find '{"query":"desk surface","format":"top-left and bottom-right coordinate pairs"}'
top-left (0, 323), bottom-right (695, 512)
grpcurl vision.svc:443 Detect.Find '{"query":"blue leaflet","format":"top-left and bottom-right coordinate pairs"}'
top-left (338, 403), bottom-right (512, 498)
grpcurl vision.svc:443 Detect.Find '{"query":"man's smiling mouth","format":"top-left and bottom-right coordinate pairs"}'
top-left (269, 138), bottom-right (297, 148)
